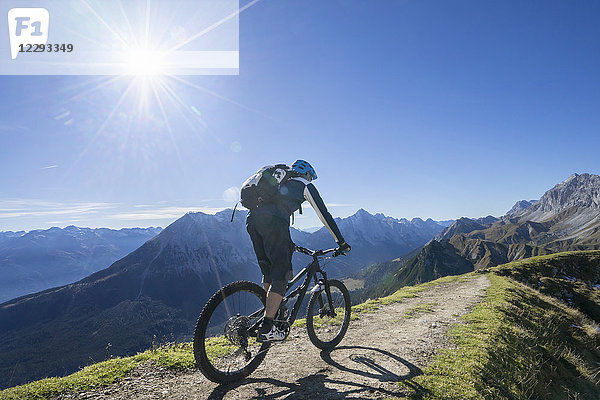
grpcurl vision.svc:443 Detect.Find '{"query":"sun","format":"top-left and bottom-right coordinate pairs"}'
top-left (125, 48), bottom-right (166, 77)
top-left (64, 0), bottom-right (263, 173)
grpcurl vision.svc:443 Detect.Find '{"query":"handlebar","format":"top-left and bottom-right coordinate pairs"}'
top-left (295, 245), bottom-right (339, 257)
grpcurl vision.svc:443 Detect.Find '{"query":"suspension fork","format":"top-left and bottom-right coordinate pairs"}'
top-left (314, 270), bottom-right (336, 318)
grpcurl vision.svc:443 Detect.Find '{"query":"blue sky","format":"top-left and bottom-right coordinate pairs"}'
top-left (1, 0), bottom-right (599, 231)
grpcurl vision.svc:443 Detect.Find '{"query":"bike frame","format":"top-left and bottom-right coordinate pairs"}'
top-left (248, 246), bottom-right (338, 334)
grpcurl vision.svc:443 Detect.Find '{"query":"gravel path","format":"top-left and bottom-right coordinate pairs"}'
top-left (58, 275), bottom-right (490, 400)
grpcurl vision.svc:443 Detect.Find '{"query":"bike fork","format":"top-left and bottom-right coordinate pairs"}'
top-left (314, 273), bottom-right (336, 318)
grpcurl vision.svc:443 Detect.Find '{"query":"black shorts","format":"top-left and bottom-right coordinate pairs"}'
top-left (246, 213), bottom-right (294, 289)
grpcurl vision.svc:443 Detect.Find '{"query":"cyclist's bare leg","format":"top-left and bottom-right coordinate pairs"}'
top-left (265, 290), bottom-right (283, 319)
top-left (262, 282), bottom-right (282, 319)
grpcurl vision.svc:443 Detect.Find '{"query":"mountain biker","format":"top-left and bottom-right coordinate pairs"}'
top-left (245, 160), bottom-right (351, 342)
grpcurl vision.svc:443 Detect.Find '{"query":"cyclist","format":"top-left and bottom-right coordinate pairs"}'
top-left (245, 160), bottom-right (351, 342)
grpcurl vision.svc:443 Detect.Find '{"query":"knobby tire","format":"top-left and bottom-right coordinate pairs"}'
top-left (306, 279), bottom-right (351, 350)
top-left (193, 280), bottom-right (271, 383)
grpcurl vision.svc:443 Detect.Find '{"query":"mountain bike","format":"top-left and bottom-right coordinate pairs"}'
top-left (193, 245), bottom-right (351, 383)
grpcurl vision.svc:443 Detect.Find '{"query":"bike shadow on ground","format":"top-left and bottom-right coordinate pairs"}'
top-left (206, 345), bottom-right (427, 400)
top-left (319, 345), bottom-right (422, 382)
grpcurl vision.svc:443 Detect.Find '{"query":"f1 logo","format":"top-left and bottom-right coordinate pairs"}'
top-left (7, 8), bottom-right (49, 60)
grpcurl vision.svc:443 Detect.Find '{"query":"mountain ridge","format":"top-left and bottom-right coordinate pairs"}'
top-left (367, 173), bottom-right (600, 297)
top-left (0, 226), bottom-right (162, 303)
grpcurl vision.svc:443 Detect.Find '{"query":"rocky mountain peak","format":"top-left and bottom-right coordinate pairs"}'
top-left (509, 173), bottom-right (600, 226)
top-left (434, 217), bottom-right (486, 241)
top-left (355, 208), bottom-right (371, 217)
top-left (506, 200), bottom-right (537, 217)
top-left (532, 173), bottom-right (600, 213)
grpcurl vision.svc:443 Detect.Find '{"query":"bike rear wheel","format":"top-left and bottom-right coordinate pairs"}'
top-left (193, 280), bottom-right (270, 383)
top-left (306, 279), bottom-right (351, 350)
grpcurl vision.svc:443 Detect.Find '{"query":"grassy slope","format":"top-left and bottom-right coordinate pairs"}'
top-left (3, 251), bottom-right (599, 400)
top-left (403, 251), bottom-right (600, 400)
top-left (0, 344), bottom-right (195, 400)
top-left (0, 335), bottom-right (248, 400)
top-left (365, 240), bottom-right (474, 300)
top-left (493, 250), bottom-right (600, 322)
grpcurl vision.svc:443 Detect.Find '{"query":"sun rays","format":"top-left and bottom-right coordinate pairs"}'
top-left (57, 0), bottom-right (262, 178)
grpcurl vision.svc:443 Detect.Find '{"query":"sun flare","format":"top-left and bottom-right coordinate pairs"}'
top-left (65, 0), bottom-right (262, 169)
top-left (126, 48), bottom-right (166, 77)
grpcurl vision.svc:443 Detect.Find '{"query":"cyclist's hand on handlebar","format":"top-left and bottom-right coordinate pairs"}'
top-left (335, 242), bottom-right (351, 256)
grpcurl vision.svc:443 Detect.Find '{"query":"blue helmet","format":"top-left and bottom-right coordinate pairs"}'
top-left (291, 160), bottom-right (317, 181)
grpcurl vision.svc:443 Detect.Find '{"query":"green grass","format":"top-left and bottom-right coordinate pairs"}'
top-left (0, 333), bottom-right (279, 400)
top-left (0, 343), bottom-right (195, 400)
top-left (404, 303), bottom-right (437, 319)
top-left (204, 335), bottom-right (243, 362)
top-left (491, 250), bottom-right (600, 275)
top-left (402, 270), bottom-right (600, 400)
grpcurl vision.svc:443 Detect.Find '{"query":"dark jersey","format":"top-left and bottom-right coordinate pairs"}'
top-left (248, 177), bottom-right (345, 244)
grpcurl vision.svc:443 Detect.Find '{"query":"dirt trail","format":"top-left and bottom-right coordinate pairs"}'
top-left (58, 275), bottom-right (489, 400)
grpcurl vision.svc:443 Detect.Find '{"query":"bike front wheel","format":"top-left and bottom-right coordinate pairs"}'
top-left (193, 280), bottom-right (270, 383)
top-left (306, 279), bottom-right (351, 350)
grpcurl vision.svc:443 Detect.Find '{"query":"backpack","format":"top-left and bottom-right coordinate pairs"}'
top-left (240, 164), bottom-right (294, 209)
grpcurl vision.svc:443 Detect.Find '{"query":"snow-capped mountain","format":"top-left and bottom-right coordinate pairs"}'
top-left (302, 208), bottom-right (448, 275)
top-left (0, 231), bottom-right (26, 243)
top-left (338, 209), bottom-right (445, 246)
top-left (0, 226), bottom-right (162, 303)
